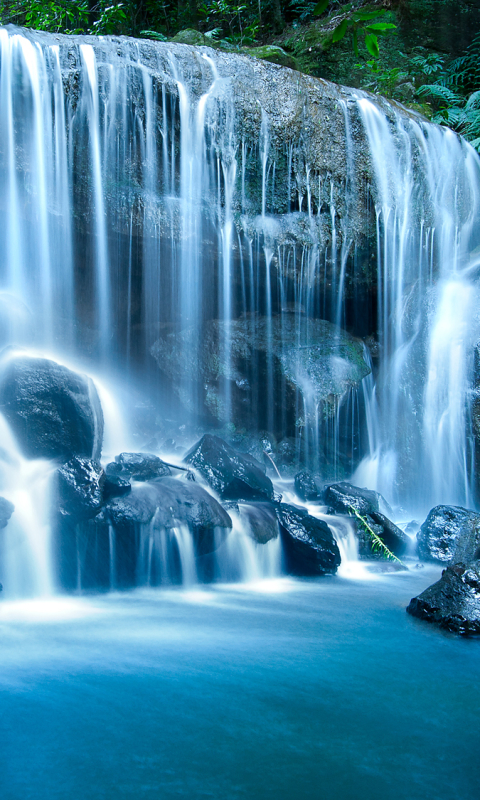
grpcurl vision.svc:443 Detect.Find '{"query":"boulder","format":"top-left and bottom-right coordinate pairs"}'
top-left (0, 356), bottom-right (103, 462)
top-left (0, 496), bottom-right (14, 529)
top-left (104, 476), bottom-right (232, 556)
top-left (325, 481), bottom-right (408, 558)
top-left (106, 452), bottom-right (171, 482)
top-left (324, 482), bottom-right (382, 515)
top-left (184, 434), bottom-right (274, 501)
top-left (238, 502), bottom-right (279, 544)
top-left (417, 505), bottom-right (480, 564)
top-left (406, 561), bottom-right (480, 635)
top-left (276, 503), bottom-right (340, 576)
top-left (294, 470), bottom-right (323, 502)
top-left (55, 457), bottom-right (104, 520)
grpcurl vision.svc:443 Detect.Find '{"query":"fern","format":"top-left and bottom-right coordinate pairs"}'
top-left (348, 505), bottom-right (405, 565)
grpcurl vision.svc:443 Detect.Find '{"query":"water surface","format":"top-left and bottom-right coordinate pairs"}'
top-left (1, 569), bottom-right (479, 800)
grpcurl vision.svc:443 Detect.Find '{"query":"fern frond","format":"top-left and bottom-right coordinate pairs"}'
top-left (347, 505), bottom-right (405, 565)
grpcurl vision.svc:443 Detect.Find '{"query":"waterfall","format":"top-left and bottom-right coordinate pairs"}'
top-left (0, 22), bottom-right (479, 598)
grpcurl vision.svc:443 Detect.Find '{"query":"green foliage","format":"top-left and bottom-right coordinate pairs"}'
top-left (0, 1), bottom-right (131, 35)
top-left (415, 34), bottom-right (480, 151)
top-left (198, 0), bottom-right (258, 45)
top-left (313, 3), bottom-right (396, 61)
top-left (348, 505), bottom-right (405, 565)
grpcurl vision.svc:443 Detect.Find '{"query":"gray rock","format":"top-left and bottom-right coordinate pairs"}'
top-left (104, 476), bottom-right (232, 556)
top-left (106, 452), bottom-right (171, 482)
top-left (184, 434), bottom-right (274, 501)
top-left (276, 502), bottom-right (340, 576)
top-left (407, 561), bottom-right (480, 635)
top-left (325, 482), bottom-right (408, 558)
top-left (417, 505), bottom-right (480, 564)
top-left (152, 316), bottom-right (370, 436)
top-left (0, 356), bottom-right (103, 462)
top-left (56, 457), bottom-right (104, 520)
top-left (294, 470), bottom-right (323, 502)
top-left (238, 502), bottom-right (279, 544)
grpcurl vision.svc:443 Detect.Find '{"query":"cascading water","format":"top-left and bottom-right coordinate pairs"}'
top-left (0, 25), bottom-right (480, 596)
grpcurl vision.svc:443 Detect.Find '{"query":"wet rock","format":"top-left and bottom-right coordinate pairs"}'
top-left (276, 503), bottom-right (340, 576)
top-left (104, 476), bottom-right (232, 556)
top-left (294, 470), bottom-right (323, 502)
top-left (325, 481), bottom-right (408, 558)
top-left (0, 496), bottom-right (14, 529)
top-left (106, 452), bottom-right (171, 482)
top-left (0, 356), bottom-right (103, 462)
top-left (241, 45), bottom-right (299, 70)
top-left (417, 505), bottom-right (480, 564)
top-left (324, 482), bottom-right (382, 515)
top-left (152, 316), bottom-right (370, 444)
top-left (238, 502), bottom-right (279, 544)
top-left (103, 473), bottom-right (132, 500)
top-left (406, 561), bottom-right (480, 635)
top-left (56, 457), bottom-right (104, 520)
top-left (184, 434), bottom-right (274, 501)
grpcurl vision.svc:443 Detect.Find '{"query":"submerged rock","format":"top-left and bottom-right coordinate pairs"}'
top-left (417, 505), bottom-right (480, 564)
top-left (184, 434), bottom-right (274, 501)
top-left (407, 561), bottom-right (480, 635)
top-left (0, 496), bottom-right (14, 529)
top-left (276, 503), bottom-right (340, 576)
top-left (0, 356), bottom-right (103, 462)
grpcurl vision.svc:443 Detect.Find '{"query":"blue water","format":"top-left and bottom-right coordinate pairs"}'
top-left (1, 569), bottom-right (479, 800)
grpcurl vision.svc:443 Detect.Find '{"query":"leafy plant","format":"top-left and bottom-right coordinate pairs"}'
top-left (348, 505), bottom-right (405, 565)
top-left (313, 1), bottom-right (396, 60)
top-left (416, 34), bottom-right (480, 151)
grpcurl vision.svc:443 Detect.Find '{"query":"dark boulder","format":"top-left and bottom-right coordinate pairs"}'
top-left (0, 356), bottom-right (103, 461)
top-left (238, 502), bottom-right (279, 544)
top-left (276, 503), bottom-right (340, 576)
top-left (324, 482), bottom-right (382, 515)
top-left (407, 561), bottom-right (480, 635)
top-left (55, 457), bottom-right (104, 521)
top-left (104, 476), bottom-right (232, 556)
top-left (417, 505), bottom-right (480, 564)
top-left (294, 471), bottom-right (323, 502)
top-left (103, 473), bottom-right (132, 500)
top-left (184, 434), bottom-right (274, 501)
top-left (325, 482), bottom-right (408, 558)
top-left (105, 452), bottom-right (171, 482)
top-left (0, 496), bottom-right (14, 529)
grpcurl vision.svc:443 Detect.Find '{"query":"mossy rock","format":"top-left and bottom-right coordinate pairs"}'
top-left (241, 45), bottom-right (299, 71)
top-left (171, 28), bottom-right (206, 46)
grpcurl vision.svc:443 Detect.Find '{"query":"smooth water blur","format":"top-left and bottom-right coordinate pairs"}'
top-left (1, 571), bottom-right (479, 800)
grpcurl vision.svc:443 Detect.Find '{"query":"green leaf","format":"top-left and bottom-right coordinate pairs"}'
top-left (313, 0), bottom-right (330, 15)
top-left (332, 18), bottom-right (349, 43)
top-left (353, 27), bottom-right (359, 58)
top-left (352, 10), bottom-right (386, 22)
top-left (365, 33), bottom-right (379, 58)
top-left (365, 23), bottom-right (397, 31)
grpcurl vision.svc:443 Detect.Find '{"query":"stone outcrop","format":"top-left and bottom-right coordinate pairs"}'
top-left (276, 502), bottom-right (340, 576)
top-left (184, 434), bottom-right (274, 501)
top-left (0, 355), bottom-right (103, 462)
top-left (407, 561), bottom-right (480, 635)
top-left (417, 505), bottom-right (480, 564)
top-left (152, 316), bottom-right (370, 439)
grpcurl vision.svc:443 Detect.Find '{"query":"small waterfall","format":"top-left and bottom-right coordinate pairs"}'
top-left (0, 413), bottom-right (55, 597)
